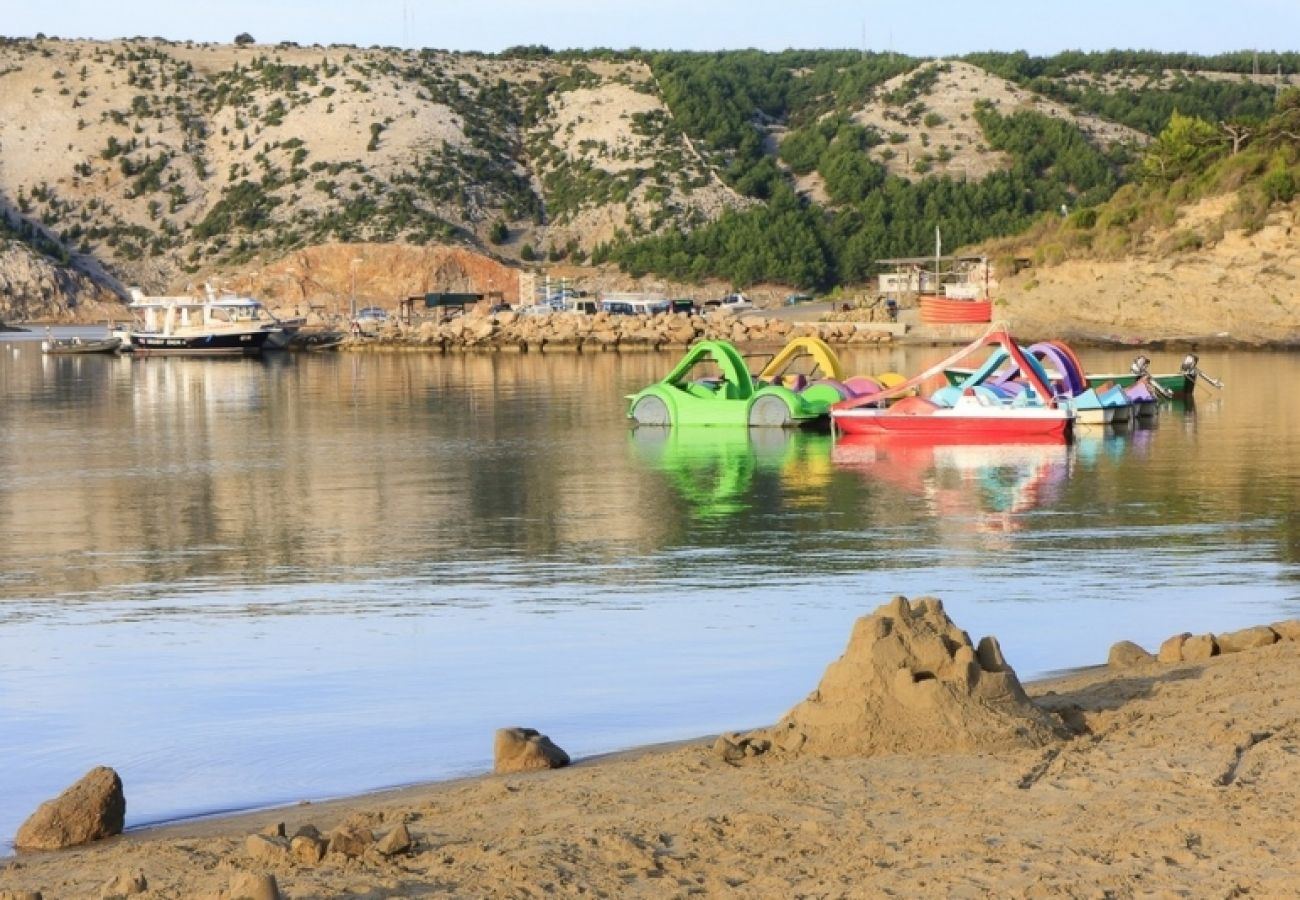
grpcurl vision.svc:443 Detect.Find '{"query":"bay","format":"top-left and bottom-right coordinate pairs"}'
top-left (1, 330), bottom-right (1297, 848)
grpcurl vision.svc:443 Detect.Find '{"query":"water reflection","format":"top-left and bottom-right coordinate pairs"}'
top-left (627, 427), bottom-right (833, 520)
top-left (832, 436), bottom-right (1072, 536)
top-left (4, 345), bottom-right (1300, 850)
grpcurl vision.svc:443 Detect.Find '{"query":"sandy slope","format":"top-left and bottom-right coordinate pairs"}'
top-left (5, 630), bottom-right (1300, 898)
top-left (1001, 202), bottom-right (1300, 345)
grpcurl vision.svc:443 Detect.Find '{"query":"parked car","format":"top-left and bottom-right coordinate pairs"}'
top-left (785, 293), bottom-right (814, 306)
top-left (566, 298), bottom-right (598, 314)
top-left (670, 298), bottom-right (697, 315)
top-left (355, 307), bottom-right (388, 321)
top-left (711, 293), bottom-right (753, 311)
top-left (519, 304), bottom-right (555, 316)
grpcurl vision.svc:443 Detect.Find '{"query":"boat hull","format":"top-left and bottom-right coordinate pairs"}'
top-left (1073, 406), bottom-right (1114, 426)
top-left (128, 330), bottom-right (270, 355)
top-left (832, 407), bottom-right (1073, 442)
top-left (1085, 372), bottom-right (1192, 398)
top-left (41, 337), bottom-right (122, 355)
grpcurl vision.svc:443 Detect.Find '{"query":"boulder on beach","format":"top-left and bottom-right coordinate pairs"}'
top-left (1216, 626), bottom-right (1278, 654)
top-left (1182, 633), bottom-right (1219, 661)
top-left (1157, 632), bottom-right (1192, 663)
top-left (14, 766), bottom-right (125, 851)
top-left (494, 727), bottom-right (571, 774)
top-left (738, 596), bottom-right (1065, 759)
top-left (1108, 640), bottom-right (1154, 669)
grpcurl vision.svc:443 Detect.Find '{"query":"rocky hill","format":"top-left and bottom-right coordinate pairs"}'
top-left (0, 38), bottom-right (1296, 325)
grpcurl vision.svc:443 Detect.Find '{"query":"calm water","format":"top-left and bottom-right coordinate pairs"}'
top-left (1, 330), bottom-right (1298, 848)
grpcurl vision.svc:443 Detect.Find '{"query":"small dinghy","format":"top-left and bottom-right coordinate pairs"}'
top-left (41, 336), bottom-right (123, 355)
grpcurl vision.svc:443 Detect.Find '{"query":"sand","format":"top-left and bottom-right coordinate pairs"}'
top-left (6, 602), bottom-right (1300, 898)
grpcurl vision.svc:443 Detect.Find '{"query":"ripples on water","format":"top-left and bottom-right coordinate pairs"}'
top-left (1, 332), bottom-right (1298, 847)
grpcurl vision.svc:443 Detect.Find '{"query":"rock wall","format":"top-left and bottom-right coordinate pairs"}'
top-left (0, 244), bottom-right (123, 323)
top-left (349, 308), bottom-right (894, 352)
top-left (219, 243), bottom-right (522, 313)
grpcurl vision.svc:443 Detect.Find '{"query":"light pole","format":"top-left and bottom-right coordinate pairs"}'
top-left (349, 257), bottom-right (362, 321)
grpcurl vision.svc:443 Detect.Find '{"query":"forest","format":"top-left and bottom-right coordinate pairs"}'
top-left (590, 49), bottom-right (1296, 290)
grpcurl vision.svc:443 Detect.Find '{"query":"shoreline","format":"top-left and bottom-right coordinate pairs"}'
top-left (7, 633), bottom-right (1300, 897)
top-left (12, 315), bottom-right (1300, 351)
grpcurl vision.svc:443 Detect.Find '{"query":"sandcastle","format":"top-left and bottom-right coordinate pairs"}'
top-left (720, 595), bottom-right (1064, 760)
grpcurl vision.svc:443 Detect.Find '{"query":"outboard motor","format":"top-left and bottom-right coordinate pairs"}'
top-left (1181, 352), bottom-right (1224, 389)
top-left (1130, 354), bottom-right (1152, 377)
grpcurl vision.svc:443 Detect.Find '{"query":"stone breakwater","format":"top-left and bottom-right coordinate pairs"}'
top-left (343, 310), bottom-right (895, 352)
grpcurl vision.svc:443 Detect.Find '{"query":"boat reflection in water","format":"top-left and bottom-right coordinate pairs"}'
top-left (628, 426), bottom-right (833, 520)
top-left (832, 434), bottom-right (1073, 534)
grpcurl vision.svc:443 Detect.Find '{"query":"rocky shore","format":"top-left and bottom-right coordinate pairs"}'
top-left (7, 599), bottom-right (1300, 898)
top-left (337, 306), bottom-right (897, 353)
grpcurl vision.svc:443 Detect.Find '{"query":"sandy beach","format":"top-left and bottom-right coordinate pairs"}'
top-left (5, 598), bottom-right (1300, 899)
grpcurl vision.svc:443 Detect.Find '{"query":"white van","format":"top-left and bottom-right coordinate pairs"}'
top-left (565, 298), bottom-right (598, 315)
top-left (601, 293), bottom-right (670, 316)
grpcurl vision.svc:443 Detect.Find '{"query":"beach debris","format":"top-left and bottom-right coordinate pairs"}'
top-left (493, 727), bottom-right (571, 774)
top-left (1216, 626), bottom-right (1278, 654)
top-left (733, 596), bottom-right (1065, 759)
top-left (327, 823), bottom-right (375, 859)
top-left (244, 834), bottom-right (291, 865)
top-left (229, 871), bottom-right (280, 900)
top-left (290, 832), bottom-right (327, 865)
top-left (258, 822), bottom-right (286, 839)
top-left (1108, 640), bottom-right (1154, 669)
top-left (0, 891), bottom-right (44, 900)
top-left (14, 766), bottom-right (125, 851)
top-left (98, 870), bottom-right (146, 897)
top-left (377, 823), bottom-right (413, 856)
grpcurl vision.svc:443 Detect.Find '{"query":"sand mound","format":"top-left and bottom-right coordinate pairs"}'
top-left (733, 596), bottom-right (1064, 759)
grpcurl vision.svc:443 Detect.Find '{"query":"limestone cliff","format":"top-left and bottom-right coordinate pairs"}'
top-left (0, 242), bottom-right (123, 322)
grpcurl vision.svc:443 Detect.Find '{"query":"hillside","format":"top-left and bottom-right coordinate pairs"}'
top-left (1, 39), bottom-right (1298, 325)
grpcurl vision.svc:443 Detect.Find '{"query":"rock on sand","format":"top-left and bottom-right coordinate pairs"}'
top-left (494, 727), bottom-right (571, 774)
top-left (14, 766), bottom-right (125, 851)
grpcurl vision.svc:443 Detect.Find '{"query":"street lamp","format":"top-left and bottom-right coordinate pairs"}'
top-left (349, 257), bottom-right (363, 321)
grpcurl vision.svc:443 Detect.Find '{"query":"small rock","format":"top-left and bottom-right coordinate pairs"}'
top-left (244, 834), bottom-right (290, 865)
top-left (1182, 633), bottom-right (1219, 661)
top-left (377, 823), bottom-right (412, 856)
top-left (1270, 619), bottom-right (1300, 642)
top-left (1157, 632), bottom-right (1192, 663)
top-left (1108, 640), bottom-right (1154, 669)
top-left (493, 727), bottom-right (571, 774)
top-left (327, 823), bottom-right (374, 858)
top-left (713, 735), bottom-right (746, 763)
top-left (99, 870), bottom-right (146, 898)
top-left (15, 766), bottom-right (126, 851)
top-left (229, 872), bottom-right (280, 900)
top-left (1216, 626), bottom-right (1278, 654)
top-left (976, 635), bottom-right (1009, 672)
top-left (290, 834), bottom-right (326, 865)
top-left (291, 824), bottom-right (322, 840)
top-left (258, 822), bottom-right (286, 838)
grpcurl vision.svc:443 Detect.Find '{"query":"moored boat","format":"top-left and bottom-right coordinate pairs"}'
top-left (833, 392), bottom-right (1074, 441)
top-left (830, 328), bottom-right (1074, 443)
top-left (122, 287), bottom-right (284, 356)
top-left (41, 335), bottom-right (122, 355)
